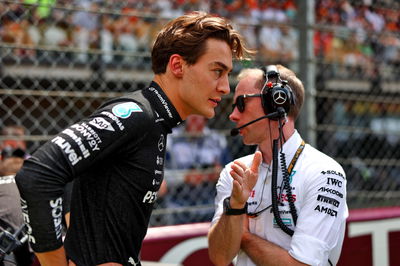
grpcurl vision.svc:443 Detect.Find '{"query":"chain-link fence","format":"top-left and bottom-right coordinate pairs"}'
top-left (1, 0), bottom-right (399, 227)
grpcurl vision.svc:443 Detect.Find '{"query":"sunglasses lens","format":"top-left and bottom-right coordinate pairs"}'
top-left (233, 95), bottom-right (250, 113)
top-left (237, 96), bottom-right (245, 112)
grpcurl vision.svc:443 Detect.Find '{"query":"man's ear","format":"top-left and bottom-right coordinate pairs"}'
top-left (168, 54), bottom-right (184, 78)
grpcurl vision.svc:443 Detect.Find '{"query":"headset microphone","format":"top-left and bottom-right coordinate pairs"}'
top-left (230, 108), bottom-right (286, 136)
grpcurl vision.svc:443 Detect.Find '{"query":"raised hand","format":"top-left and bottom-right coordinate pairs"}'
top-left (229, 151), bottom-right (262, 208)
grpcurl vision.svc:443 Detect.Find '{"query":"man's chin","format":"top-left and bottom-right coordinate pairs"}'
top-left (201, 108), bottom-right (215, 119)
top-left (242, 137), bottom-right (256, 146)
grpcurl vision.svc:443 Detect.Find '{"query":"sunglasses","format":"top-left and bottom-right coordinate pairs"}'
top-left (232, 94), bottom-right (262, 113)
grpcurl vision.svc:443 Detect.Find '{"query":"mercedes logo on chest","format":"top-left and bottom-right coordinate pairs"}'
top-left (158, 134), bottom-right (165, 151)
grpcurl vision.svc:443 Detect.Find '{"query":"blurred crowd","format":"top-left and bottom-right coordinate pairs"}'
top-left (0, 0), bottom-right (399, 77)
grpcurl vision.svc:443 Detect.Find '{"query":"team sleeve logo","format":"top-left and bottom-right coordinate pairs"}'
top-left (89, 117), bottom-right (115, 131)
top-left (112, 102), bottom-right (143, 118)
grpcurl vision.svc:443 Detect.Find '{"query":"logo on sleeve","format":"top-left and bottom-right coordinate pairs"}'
top-left (327, 177), bottom-right (342, 187)
top-left (317, 194), bottom-right (340, 207)
top-left (89, 117), bottom-right (115, 131)
top-left (112, 102), bottom-right (143, 118)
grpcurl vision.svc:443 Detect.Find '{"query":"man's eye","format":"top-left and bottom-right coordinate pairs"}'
top-left (214, 69), bottom-right (223, 77)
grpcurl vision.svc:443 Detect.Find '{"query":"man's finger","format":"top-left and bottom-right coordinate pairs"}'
top-left (250, 151), bottom-right (262, 173)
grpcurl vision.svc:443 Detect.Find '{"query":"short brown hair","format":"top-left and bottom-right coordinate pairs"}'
top-left (151, 12), bottom-right (251, 74)
top-left (276, 65), bottom-right (304, 121)
top-left (237, 65), bottom-right (305, 121)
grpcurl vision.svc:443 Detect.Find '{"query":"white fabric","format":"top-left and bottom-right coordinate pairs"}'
top-left (212, 131), bottom-right (348, 266)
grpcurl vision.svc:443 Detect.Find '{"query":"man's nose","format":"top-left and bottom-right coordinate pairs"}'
top-left (229, 105), bottom-right (240, 122)
top-left (218, 76), bottom-right (230, 95)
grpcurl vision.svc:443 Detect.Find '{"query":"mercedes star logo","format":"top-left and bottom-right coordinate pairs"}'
top-left (158, 134), bottom-right (165, 151)
top-left (273, 90), bottom-right (287, 105)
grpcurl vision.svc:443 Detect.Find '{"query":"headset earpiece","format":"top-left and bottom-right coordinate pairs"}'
top-left (260, 65), bottom-right (295, 119)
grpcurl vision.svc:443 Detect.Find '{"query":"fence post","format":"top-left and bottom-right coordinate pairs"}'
top-left (297, 0), bottom-right (316, 146)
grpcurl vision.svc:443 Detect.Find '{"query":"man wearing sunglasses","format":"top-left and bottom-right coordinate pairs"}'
top-left (208, 65), bottom-right (348, 266)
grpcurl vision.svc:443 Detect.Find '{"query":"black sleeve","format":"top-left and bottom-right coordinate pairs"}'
top-left (15, 97), bottom-right (154, 252)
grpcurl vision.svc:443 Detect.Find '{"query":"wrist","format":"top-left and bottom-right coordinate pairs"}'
top-left (229, 197), bottom-right (246, 209)
top-left (223, 197), bottom-right (248, 215)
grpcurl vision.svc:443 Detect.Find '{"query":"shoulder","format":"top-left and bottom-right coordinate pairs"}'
top-left (299, 144), bottom-right (346, 185)
top-left (303, 145), bottom-right (344, 173)
top-left (97, 91), bottom-right (155, 130)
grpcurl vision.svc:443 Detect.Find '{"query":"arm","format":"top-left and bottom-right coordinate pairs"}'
top-left (208, 204), bottom-right (245, 266)
top-left (208, 152), bottom-right (262, 265)
top-left (241, 222), bottom-right (308, 266)
top-left (35, 247), bottom-right (68, 266)
top-left (15, 99), bottom-right (152, 264)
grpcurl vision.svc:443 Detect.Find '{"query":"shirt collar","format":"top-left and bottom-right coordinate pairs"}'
top-left (142, 81), bottom-right (183, 130)
top-left (281, 130), bottom-right (303, 162)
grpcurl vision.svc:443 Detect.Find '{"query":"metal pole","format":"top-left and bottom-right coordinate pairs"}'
top-left (297, 0), bottom-right (316, 145)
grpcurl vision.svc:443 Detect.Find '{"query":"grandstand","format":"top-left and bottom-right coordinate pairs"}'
top-left (1, 0), bottom-right (399, 227)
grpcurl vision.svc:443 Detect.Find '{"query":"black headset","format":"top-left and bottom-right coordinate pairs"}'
top-left (260, 65), bottom-right (295, 118)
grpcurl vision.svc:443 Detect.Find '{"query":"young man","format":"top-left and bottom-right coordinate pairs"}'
top-left (15, 12), bottom-right (250, 266)
top-left (208, 65), bottom-right (348, 265)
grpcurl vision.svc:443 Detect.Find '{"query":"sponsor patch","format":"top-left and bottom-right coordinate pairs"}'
top-left (327, 177), bottom-right (343, 187)
top-left (49, 197), bottom-right (63, 239)
top-left (156, 156), bottom-right (163, 165)
top-left (21, 198), bottom-right (36, 244)
top-left (101, 111), bottom-right (124, 130)
top-left (317, 194), bottom-right (340, 207)
top-left (148, 87), bottom-right (173, 118)
top-left (314, 204), bottom-right (337, 217)
top-left (278, 193), bottom-right (297, 202)
top-left (112, 102), bottom-right (143, 118)
top-left (321, 170), bottom-right (345, 179)
top-left (318, 187), bottom-right (343, 198)
top-left (273, 218), bottom-right (292, 227)
top-left (158, 134), bottom-right (165, 151)
top-left (89, 117), bottom-right (115, 131)
top-left (52, 136), bottom-right (82, 165)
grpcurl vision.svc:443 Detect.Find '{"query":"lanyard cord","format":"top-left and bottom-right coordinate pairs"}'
top-left (287, 140), bottom-right (306, 177)
top-left (280, 140), bottom-right (305, 226)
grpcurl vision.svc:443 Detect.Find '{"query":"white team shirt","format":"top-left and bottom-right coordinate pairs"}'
top-left (211, 131), bottom-right (348, 266)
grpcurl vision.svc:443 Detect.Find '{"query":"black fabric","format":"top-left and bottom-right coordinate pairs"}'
top-left (15, 82), bottom-right (182, 265)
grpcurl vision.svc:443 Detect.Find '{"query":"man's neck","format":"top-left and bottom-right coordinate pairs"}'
top-left (259, 125), bottom-right (295, 165)
top-left (153, 74), bottom-right (189, 120)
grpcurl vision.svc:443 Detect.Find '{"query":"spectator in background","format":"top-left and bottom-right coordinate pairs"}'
top-left (0, 125), bottom-right (33, 266)
top-left (100, 14), bottom-right (115, 63)
top-left (72, 0), bottom-right (100, 63)
top-left (114, 8), bottom-right (140, 64)
top-left (0, 2), bottom-right (35, 57)
top-left (163, 115), bottom-right (232, 224)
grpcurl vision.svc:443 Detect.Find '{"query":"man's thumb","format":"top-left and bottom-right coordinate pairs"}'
top-left (250, 151), bottom-right (262, 173)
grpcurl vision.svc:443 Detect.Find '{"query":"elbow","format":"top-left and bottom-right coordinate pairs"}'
top-left (208, 252), bottom-right (231, 266)
top-left (15, 166), bottom-right (39, 199)
top-left (15, 168), bottom-right (29, 192)
top-left (208, 247), bottom-right (233, 266)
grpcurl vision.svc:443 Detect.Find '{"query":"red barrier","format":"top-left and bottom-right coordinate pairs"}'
top-left (141, 206), bottom-right (400, 266)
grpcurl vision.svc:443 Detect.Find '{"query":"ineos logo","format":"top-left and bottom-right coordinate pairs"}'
top-left (273, 90), bottom-right (287, 105)
top-left (158, 134), bottom-right (165, 151)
